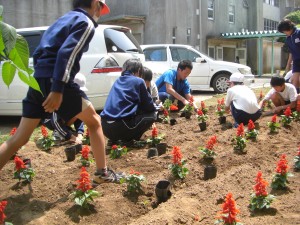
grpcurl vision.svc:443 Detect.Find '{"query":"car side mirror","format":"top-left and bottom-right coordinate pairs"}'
top-left (196, 57), bottom-right (206, 63)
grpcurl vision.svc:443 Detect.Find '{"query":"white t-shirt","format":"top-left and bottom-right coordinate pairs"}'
top-left (225, 85), bottom-right (260, 114)
top-left (149, 80), bottom-right (159, 100)
top-left (264, 83), bottom-right (297, 102)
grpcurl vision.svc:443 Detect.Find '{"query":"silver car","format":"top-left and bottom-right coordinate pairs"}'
top-left (0, 25), bottom-right (145, 116)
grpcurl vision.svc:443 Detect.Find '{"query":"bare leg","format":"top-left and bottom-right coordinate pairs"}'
top-left (270, 92), bottom-right (285, 107)
top-left (292, 72), bottom-right (300, 93)
top-left (76, 105), bottom-right (106, 170)
top-left (0, 117), bottom-right (40, 170)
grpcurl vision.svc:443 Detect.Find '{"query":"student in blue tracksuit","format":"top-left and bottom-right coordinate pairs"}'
top-left (278, 19), bottom-right (300, 93)
top-left (0, 0), bottom-right (124, 185)
top-left (155, 60), bottom-right (196, 110)
top-left (101, 59), bottom-right (157, 144)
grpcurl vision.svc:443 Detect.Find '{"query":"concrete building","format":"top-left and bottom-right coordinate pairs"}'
top-left (1, 0), bottom-right (300, 74)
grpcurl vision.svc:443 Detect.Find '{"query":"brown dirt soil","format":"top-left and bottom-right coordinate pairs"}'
top-left (0, 106), bottom-right (300, 225)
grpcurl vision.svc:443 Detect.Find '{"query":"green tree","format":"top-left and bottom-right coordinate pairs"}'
top-left (0, 5), bottom-right (41, 93)
top-left (285, 10), bottom-right (300, 24)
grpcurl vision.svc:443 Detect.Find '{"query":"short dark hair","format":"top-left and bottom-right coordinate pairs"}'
top-left (270, 76), bottom-right (285, 87)
top-left (73, 0), bottom-right (93, 9)
top-left (177, 60), bottom-right (193, 71)
top-left (278, 19), bottom-right (295, 33)
top-left (122, 58), bottom-right (144, 77)
top-left (142, 67), bottom-right (153, 81)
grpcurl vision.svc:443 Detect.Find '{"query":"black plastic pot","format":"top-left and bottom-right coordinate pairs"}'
top-left (155, 180), bottom-right (172, 203)
top-left (185, 112), bottom-right (192, 119)
top-left (157, 143), bottom-right (167, 155)
top-left (218, 116), bottom-right (226, 124)
top-left (170, 118), bottom-right (177, 126)
top-left (147, 148), bottom-right (158, 158)
top-left (23, 158), bottom-right (31, 169)
top-left (199, 122), bottom-right (207, 131)
top-left (74, 144), bottom-right (82, 154)
top-left (204, 165), bottom-right (217, 180)
top-left (64, 146), bottom-right (76, 161)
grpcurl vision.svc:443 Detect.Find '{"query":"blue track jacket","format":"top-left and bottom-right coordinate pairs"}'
top-left (33, 8), bottom-right (97, 93)
top-left (100, 71), bottom-right (156, 120)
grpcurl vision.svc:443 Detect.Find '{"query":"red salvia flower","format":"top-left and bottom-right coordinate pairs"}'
top-left (259, 90), bottom-right (263, 99)
top-left (221, 98), bottom-right (224, 105)
top-left (14, 156), bottom-right (26, 171)
top-left (271, 114), bottom-right (277, 123)
top-left (10, 127), bottom-right (17, 136)
top-left (81, 145), bottom-right (90, 160)
top-left (170, 104), bottom-right (178, 111)
top-left (201, 101), bottom-right (206, 109)
top-left (297, 147), bottom-right (300, 156)
top-left (171, 146), bottom-right (182, 165)
top-left (248, 120), bottom-right (255, 131)
top-left (206, 135), bottom-right (217, 150)
top-left (189, 96), bottom-right (194, 105)
top-left (129, 168), bottom-right (141, 175)
top-left (236, 124), bottom-right (244, 137)
top-left (296, 101), bottom-right (300, 112)
top-left (76, 167), bottom-right (92, 192)
top-left (0, 200), bottom-right (8, 224)
top-left (112, 145), bottom-right (118, 150)
top-left (41, 125), bottom-right (48, 138)
top-left (163, 109), bottom-right (169, 116)
top-left (197, 108), bottom-right (204, 116)
top-left (284, 107), bottom-right (292, 117)
top-left (217, 106), bottom-right (221, 111)
top-left (254, 171), bottom-right (268, 197)
top-left (152, 127), bottom-right (158, 138)
top-left (275, 154), bottom-right (289, 175)
top-left (218, 193), bottom-right (241, 224)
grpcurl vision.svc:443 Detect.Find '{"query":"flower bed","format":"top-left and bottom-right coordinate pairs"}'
top-left (0, 103), bottom-right (299, 224)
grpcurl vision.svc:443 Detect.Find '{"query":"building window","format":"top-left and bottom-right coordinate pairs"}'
top-left (264, 18), bottom-right (279, 30)
top-left (229, 5), bottom-right (235, 23)
top-left (208, 46), bottom-right (215, 59)
top-left (208, 0), bottom-right (214, 20)
top-left (264, 0), bottom-right (279, 7)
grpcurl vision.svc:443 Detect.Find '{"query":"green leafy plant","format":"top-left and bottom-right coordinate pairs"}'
top-left (80, 145), bottom-right (94, 166)
top-left (120, 168), bottom-right (145, 193)
top-left (183, 96), bottom-right (195, 114)
top-left (82, 129), bottom-right (90, 145)
top-left (162, 109), bottom-right (170, 123)
top-left (163, 98), bottom-right (173, 111)
top-left (199, 135), bottom-right (217, 158)
top-left (267, 114), bottom-right (280, 133)
top-left (200, 101), bottom-right (208, 114)
top-left (110, 144), bottom-right (127, 159)
top-left (271, 154), bottom-right (294, 189)
top-left (196, 108), bottom-right (208, 123)
top-left (280, 107), bottom-right (293, 127)
top-left (13, 156), bottom-right (35, 183)
top-left (40, 125), bottom-right (54, 150)
top-left (233, 124), bottom-right (247, 153)
top-left (0, 6), bottom-right (41, 93)
top-left (250, 171), bottom-right (275, 211)
top-left (146, 127), bottom-right (164, 147)
top-left (292, 101), bottom-right (300, 121)
top-left (215, 193), bottom-right (243, 225)
top-left (215, 98), bottom-right (225, 117)
top-left (70, 167), bottom-right (99, 208)
top-left (245, 120), bottom-right (258, 140)
top-left (168, 146), bottom-right (188, 179)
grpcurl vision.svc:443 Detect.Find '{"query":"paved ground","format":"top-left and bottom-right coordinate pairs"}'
top-left (192, 77), bottom-right (271, 103)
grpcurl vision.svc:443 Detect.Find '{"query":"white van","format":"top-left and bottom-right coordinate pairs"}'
top-left (0, 25), bottom-right (145, 116)
top-left (142, 44), bottom-right (254, 93)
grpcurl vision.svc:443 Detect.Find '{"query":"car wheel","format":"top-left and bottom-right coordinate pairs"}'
top-left (212, 73), bottom-right (230, 93)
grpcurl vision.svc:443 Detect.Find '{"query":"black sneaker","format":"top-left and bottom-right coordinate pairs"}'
top-left (92, 168), bottom-right (125, 186)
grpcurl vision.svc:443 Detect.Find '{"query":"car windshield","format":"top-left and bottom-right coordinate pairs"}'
top-left (104, 28), bottom-right (143, 54)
